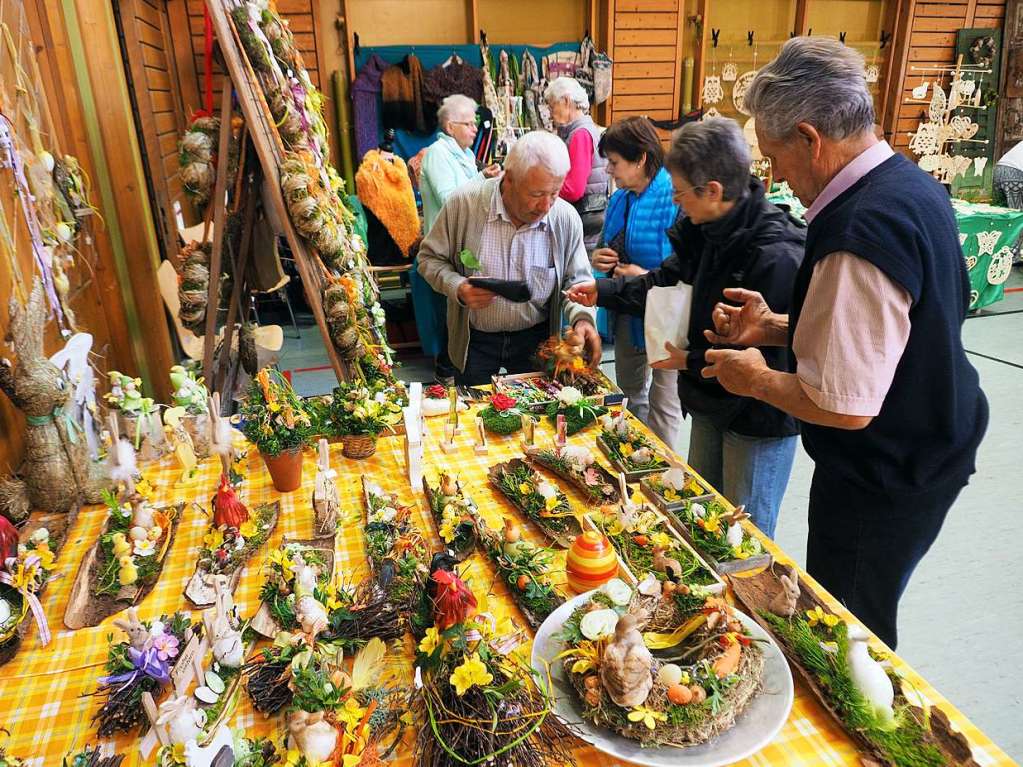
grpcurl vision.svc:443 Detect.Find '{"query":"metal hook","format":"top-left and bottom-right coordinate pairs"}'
top-left (480, 29), bottom-right (487, 46)
top-left (353, 32), bottom-right (360, 56)
top-left (880, 30), bottom-right (891, 50)
top-left (711, 28), bottom-right (720, 48)
top-left (747, 30), bottom-right (755, 47)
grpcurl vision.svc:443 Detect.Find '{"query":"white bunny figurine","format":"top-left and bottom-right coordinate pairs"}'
top-left (846, 623), bottom-right (895, 726)
top-left (210, 575), bottom-right (244, 668)
top-left (293, 561), bottom-right (328, 638)
top-left (156, 694), bottom-right (206, 746)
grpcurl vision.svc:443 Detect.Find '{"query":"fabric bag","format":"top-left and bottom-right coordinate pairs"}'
top-left (644, 283), bottom-right (693, 365)
top-left (592, 53), bottom-right (613, 104)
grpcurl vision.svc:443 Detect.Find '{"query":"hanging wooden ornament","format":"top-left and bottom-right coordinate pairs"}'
top-left (909, 122), bottom-right (940, 156)
top-left (988, 246), bottom-right (1014, 285)
top-left (912, 81), bottom-right (929, 99)
top-left (959, 233), bottom-right (969, 247)
top-left (743, 118), bottom-right (761, 158)
top-left (865, 64), bottom-right (880, 83)
top-left (733, 71), bottom-right (757, 115)
top-left (969, 289), bottom-right (979, 308)
top-left (974, 156), bottom-right (988, 175)
top-left (976, 230), bottom-right (1001, 256)
top-left (918, 154), bottom-right (940, 172)
top-left (958, 78), bottom-right (976, 97)
top-left (702, 106), bottom-right (722, 120)
top-left (928, 85), bottom-right (947, 123)
top-left (950, 115), bottom-right (979, 140)
top-left (965, 255), bottom-right (978, 270)
top-left (722, 62), bottom-right (737, 82)
top-left (702, 75), bottom-right (724, 104)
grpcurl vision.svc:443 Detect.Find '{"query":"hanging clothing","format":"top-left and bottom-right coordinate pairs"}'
top-left (381, 54), bottom-right (429, 133)
top-left (351, 54), bottom-right (389, 163)
top-left (423, 55), bottom-right (483, 105)
top-left (355, 149), bottom-right (420, 258)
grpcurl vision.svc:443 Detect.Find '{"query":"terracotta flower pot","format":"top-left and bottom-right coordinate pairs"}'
top-left (261, 447), bottom-right (304, 492)
top-left (341, 433), bottom-right (378, 459)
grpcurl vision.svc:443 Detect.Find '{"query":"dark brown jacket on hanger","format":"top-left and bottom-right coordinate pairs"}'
top-left (381, 54), bottom-right (429, 132)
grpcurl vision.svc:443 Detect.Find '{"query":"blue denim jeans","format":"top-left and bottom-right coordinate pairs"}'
top-left (687, 414), bottom-right (797, 538)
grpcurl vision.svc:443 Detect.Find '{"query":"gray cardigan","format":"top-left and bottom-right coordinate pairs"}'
top-left (417, 175), bottom-right (597, 372)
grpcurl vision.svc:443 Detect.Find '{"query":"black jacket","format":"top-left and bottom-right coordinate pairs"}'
top-left (596, 177), bottom-right (806, 438)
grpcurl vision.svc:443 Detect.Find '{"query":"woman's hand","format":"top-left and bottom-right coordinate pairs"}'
top-left (564, 280), bottom-right (598, 307)
top-left (650, 342), bottom-right (687, 370)
top-left (704, 288), bottom-right (776, 347)
top-left (590, 247), bottom-right (619, 273)
top-left (613, 263), bottom-right (647, 278)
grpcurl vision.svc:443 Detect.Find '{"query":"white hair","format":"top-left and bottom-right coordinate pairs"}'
top-left (744, 37), bottom-right (874, 140)
top-left (437, 94), bottom-right (478, 132)
top-left (504, 130), bottom-right (570, 178)
top-left (544, 77), bottom-right (589, 111)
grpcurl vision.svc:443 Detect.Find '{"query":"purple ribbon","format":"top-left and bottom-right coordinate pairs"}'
top-left (98, 646), bottom-right (170, 692)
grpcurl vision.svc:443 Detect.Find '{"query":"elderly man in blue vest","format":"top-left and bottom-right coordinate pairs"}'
top-left (701, 37), bottom-right (988, 649)
top-left (418, 130), bottom-right (601, 385)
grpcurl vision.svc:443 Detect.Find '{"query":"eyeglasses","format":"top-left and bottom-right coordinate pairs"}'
top-left (449, 120), bottom-right (478, 128)
top-left (672, 185), bottom-right (703, 201)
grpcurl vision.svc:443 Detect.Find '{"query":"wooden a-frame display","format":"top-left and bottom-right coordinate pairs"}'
top-left (200, 0), bottom-right (358, 391)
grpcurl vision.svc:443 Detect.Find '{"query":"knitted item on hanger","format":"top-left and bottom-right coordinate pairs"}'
top-left (423, 56), bottom-right (484, 105)
top-left (355, 149), bottom-right (420, 258)
top-left (351, 55), bottom-right (389, 162)
top-left (381, 54), bottom-right (429, 133)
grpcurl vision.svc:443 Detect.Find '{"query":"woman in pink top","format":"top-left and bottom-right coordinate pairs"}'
top-left (545, 77), bottom-right (609, 251)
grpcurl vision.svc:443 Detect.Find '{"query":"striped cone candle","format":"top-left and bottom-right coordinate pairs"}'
top-left (566, 530), bottom-right (619, 593)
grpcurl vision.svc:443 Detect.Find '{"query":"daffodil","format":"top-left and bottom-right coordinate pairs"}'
top-left (544, 495), bottom-right (560, 512)
top-left (565, 640), bottom-right (601, 674)
top-left (325, 590), bottom-right (344, 611)
top-left (806, 606), bottom-right (839, 629)
top-left (418, 626), bottom-right (442, 655)
top-left (269, 548), bottom-right (295, 579)
top-left (449, 652), bottom-right (493, 696)
top-left (439, 517), bottom-right (457, 543)
top-left (203, 528), bottom-right (224, 550)
top-left (238, 520), bottom-right (258, 539)
top-left (135, 476), bottom-right (155, 500)
top-left (518, 482), bottom-right (532, 495)
top-left (282, 749), bottom-right (302, 767)
top-left (34, 547), bottom-right (56, 570)
top-left (169, 743), bottom-right (187, 764)
top-left (733, 547), bottom-right (751, 560)
top-left (627, 705), bottom-right (667, 730)
top-left (649, 531), bottom-right (673, 549)
top-left (662, 487), bottom-right (681, 502)
top-left (268, 401), bottom-right (282, 413)
top-left (699, 516), bottom-right (721, 534)
top-left (336, 695), bottom-right (367, 730)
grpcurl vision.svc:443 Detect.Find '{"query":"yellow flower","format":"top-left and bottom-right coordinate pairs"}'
top-left (701, 516), bottom-right (721, 534)
top-left (342, 757), bottom-right (362, 767)
top-left (238, 520), bottom-right (258, 539)
top-left (34, 547), bottom-right (56, 570)
top-left (268, 401), bottom-right (282, 413)
top-left (202, 528), bottom-right (224, 549)
top-left (269, 548), bottom-right (295, 579)
top-left (135, 477), bottom-right (155, 500)
top-left (518, 482), bottom-right (532, 495)
top-left (449, 652), bottom-right (493, 696)
top-left (439, 516), bottom-right (458, 542)
top-left (336, 695), bottom-right (367, 730)
top-left (418, 626), bottom-right (442, 655)
top-left (630, 489), bottom-right (644, 506)
top-left (627, 705), bottom-right (667, 730)
top-left (566, 640), bottom-right (601, 675)
top-left (544, 495), bottom-right (560, 512)
top-left (283, 749), bottom-right (302, 767)
top-left (169, 743), bottom-right (187, 765)
top-left (662, 487), bottom-right (681, 502)
top-left (733, 547), bottom-right (750, 560)
top-left (806, 606), bottom-right (840, 629)
top-left (649, 531), bottom-right (673, 549)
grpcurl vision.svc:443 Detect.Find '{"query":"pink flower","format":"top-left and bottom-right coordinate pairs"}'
top-left (426, 384), bottom-right (446, 399)
top-left (583, 467), bottom-right (601, 487)
top-left (152, 632), bottom-right (179, 661)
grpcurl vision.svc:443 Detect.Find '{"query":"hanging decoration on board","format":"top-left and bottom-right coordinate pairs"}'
top-left (987, 246), bottom-right (1014, 285)
top-left (928, 84), bottom-right (947, 123)
top-left (733, 71), bottom-right (757, 115)
top-left (909, 122), bottom-right (940, 156)
top-left (974, 156), bottom-right (988, 175)
top-left (959, 233), bottom-right (969, 247)
top-left (965, 255), bottom-right (978, 270)
top-left (865, 64), bottom-right (879, 83)
top-left (702, 76), bottom-right (723, 105)
top-left (912, 81), bottom-right (929, 99)
top-left (976, 230), bottom-right (1001, 256)
top-left (702, 106), bottom-right (721, 120)
top-left (722, 61), bottom-right (737, 82)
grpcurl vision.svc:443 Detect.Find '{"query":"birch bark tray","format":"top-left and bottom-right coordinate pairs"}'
top-left (64, 502), bottom-right (187, 630)
top-left (530, 592), bottom-right (793, 767)
top-left (249, 536), bottom-right (335, 639)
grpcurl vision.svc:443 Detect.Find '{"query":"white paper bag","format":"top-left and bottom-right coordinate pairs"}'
top-left (644, 283), bottom-right (693, 365)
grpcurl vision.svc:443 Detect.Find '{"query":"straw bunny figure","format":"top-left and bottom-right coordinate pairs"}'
top-left (0, 281), bottom-right (110, 523)
top-left (768, 564), bottom-right (801, 618)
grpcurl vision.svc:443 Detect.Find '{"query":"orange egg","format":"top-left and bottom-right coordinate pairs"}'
top-left (566, 531), bottom-right (619, 593)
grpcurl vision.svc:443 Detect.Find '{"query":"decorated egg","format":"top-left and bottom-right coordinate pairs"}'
top-left (566, 531), bottom-right (619, 593)
top-left (129, 526), bottom-right (149, 541)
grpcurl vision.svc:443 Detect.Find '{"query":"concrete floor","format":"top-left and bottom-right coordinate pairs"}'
top-left (274, 268), bottom-right (1023, 761)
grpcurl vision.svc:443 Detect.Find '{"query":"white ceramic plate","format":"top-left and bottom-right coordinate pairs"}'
top-left (531, 591), bottom-right (794, 767)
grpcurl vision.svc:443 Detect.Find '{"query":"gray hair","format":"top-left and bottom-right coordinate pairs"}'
top-left (666, 117), bottom-right (751, 201)
top-left (544, 77), bottom-right (589, 111)
top-left (744, 36), bottom-right (874, 140)
top-left (437, 94), bottom-right (478, 132)
top-left (504, 130), bottom-right (571, 178)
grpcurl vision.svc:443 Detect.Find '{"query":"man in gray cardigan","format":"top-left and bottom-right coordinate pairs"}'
top-left (418, 130), bottom-right (601, 385)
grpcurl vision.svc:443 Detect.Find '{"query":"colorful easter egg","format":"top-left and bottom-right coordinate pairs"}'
top-left (566, 530), bottom-right (618, 593)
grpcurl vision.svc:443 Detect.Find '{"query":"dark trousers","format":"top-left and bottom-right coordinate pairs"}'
top-left (806, 468), bottom-right (964, 650)
top-left (455, 322), bottom-right (548, 386)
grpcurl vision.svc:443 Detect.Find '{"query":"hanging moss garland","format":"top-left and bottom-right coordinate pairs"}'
top-left (178, 117), bottom-right (219, 209)
top-left (176, 241), bottom-right (213, 335)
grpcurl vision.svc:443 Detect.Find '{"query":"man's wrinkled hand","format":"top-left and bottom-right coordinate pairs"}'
top-left (457, 280), bottom-right (497, 309)
top-left (573, 319), bottom-right (602, 364)
top-left (701, 347), bottom-right (769, 398)
top-left (650, 342), bottom-right (687, 370)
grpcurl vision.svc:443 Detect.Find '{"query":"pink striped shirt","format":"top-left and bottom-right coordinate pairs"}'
top-left (793, 141), bottom-right (913, 418)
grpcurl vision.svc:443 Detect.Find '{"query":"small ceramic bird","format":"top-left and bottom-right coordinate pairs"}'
top-left (601, 613), bottom-right (653, 707)
top-left (846, 623), bottom-right (895, 726)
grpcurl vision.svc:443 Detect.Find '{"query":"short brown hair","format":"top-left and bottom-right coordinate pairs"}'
top-left (597, 116), bottom-right (663, 178)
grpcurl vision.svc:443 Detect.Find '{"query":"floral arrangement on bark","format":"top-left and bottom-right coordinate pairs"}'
top-left (597, 413), bottom-right (670, 479)
top-left (641, 466), bottom-right (710, 509)
top-left (252, 541), bottom-right (336, 639)
top-left (478, 392), bottom-right (523, 435)
top-left (423, 473), bottom-right (476, 561)
top-left (592, 495), bottom-right (719, 589)
top-left (545, 385), bottom-right (607, 435)
top-left (0, 519), bottom-right (57, 666)
top-left (168, 365), bottom-right (211, 458)
top-left (488, 459), bottom-right (582, 547)
top-left (667, 498), bottom-right (767, 574)
top-left (525, 443), bottom-right (619, 504)
top-left (556, 577), bottom-right (764, 746)
top-left (474, 517), bottom-right (564, 630)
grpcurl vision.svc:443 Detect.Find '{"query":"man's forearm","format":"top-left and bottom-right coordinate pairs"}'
top-left (751, 369), bottom-right (871, 430)
top-left (763, 312), bottom-right (790, 347)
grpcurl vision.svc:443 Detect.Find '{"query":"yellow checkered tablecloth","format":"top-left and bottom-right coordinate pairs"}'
top-left (0, 404), bottom-right (1015, 766)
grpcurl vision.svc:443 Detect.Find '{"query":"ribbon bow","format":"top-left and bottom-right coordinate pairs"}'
top-left (0, 555), bottom-right (51, 646)
top-left (97, 645), bottom-right (171, 693)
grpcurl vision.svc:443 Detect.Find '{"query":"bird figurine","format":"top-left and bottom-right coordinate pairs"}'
top-left (846, 623), bottom-right (895, 726)
top-left (601, 613), bottom-right (653, 707)
top-left (429, 559), bottom-right (477, 629)
top-left (0, 515), bottom-right (18, 563)
top-left (501, 519), bottom-right (536, 559)
top-left (651, 545), bottom-right (683, 582)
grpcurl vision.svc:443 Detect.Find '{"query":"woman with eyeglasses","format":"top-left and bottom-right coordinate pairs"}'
top-left (414, 94), bottom-right (500, 383)
top-left (566, 117), bottom-right (805, 538)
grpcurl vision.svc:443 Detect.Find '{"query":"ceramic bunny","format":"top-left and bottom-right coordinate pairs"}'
top-left (209, 575), bottom-right (243, 668)
top-left (182, 724), bottom-right (233, 767)
top-left (846, 623), bottom-right (895, 725)
top-left (0, 281), bottom-right (110, 522)
top-left (293, 560), bottom-right (328, 637)
top-left (288, 710), bottom-right (338, 763)
top-left (768, 564), bottom-right (800, 618)
top-left (113, 607), bottom-right (150, 651)
top-left (156, 694), bottom-right (206, 746)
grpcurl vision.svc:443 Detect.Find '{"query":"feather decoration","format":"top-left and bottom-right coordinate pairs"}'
top-left (349, 637), bottom-right (386, 692)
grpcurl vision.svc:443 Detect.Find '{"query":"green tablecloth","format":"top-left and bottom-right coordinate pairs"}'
top-left (766, 185), bottom-right (1023, 310)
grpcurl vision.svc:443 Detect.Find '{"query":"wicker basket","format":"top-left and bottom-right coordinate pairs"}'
top-left (341, 433), bottom-right (378, 459)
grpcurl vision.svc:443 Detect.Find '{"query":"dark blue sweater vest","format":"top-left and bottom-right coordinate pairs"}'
top-left (789, 153), bottom-right (988, 495)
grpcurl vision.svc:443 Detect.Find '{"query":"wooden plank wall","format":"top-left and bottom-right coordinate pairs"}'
top-left (888, 0), bottom-right (1006, 156)
top-left (609, 0), bottom-right (685, 144)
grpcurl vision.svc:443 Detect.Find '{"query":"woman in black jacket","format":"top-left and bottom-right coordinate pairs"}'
top-left (567, 117), bottom-right (805, 537)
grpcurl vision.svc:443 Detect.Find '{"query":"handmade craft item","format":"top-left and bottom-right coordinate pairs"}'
top-left (640, 465), bottom-right (711, 511)
top-left (489, 459), bottom-right (583, 547)
top-left (545, 385), bottom-right (607, 435)
top-left (662, 498), bottom-right (768, 575)
top-left (0, 281), bottom-right (110, 523)
top-left (701, 75), bottom-right (724, 104)
top-left (178, 116), bottom-right (220, 211)
top-left (311, 439), bottom-right (339, 536)
top-left (64, 491), bottom-right (183, 629)
top-left (251, 540), bottom-right (335, 640)
top-left (169, 366), bottom-right (211, 458)
top-left (478, 392), bottom-right (523, 434)
top-left (597, 414), bottom-right (670, 481)
top-left (62, 746), bottom-right (126, 767)
top-left (174, 242), bottom-right (213, 336)
top-left (240, 368), bottom-right (312, 491)
top-left (421, 382), bottom-right (467, 417)
top-left (163, 407), bottom-right (198, 483)
top-left (556, 578), bottom-right (765, 746)
top-left (566, 530), bottom-right (619, 593)
top-left (49, 332), bottom-right (101, 459)
top-left (525, 443), bottom-right (619, 505)
top-left (728, 565), bottom-right (977, 766)
top-left (0, 523), bottom-right (57, 665)
top-left (329, 380), bottom-right (402, 459)
top-left (183, 500), bottom-right (279, 607)
top-left (423, 473), bottom-right (477, 561)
